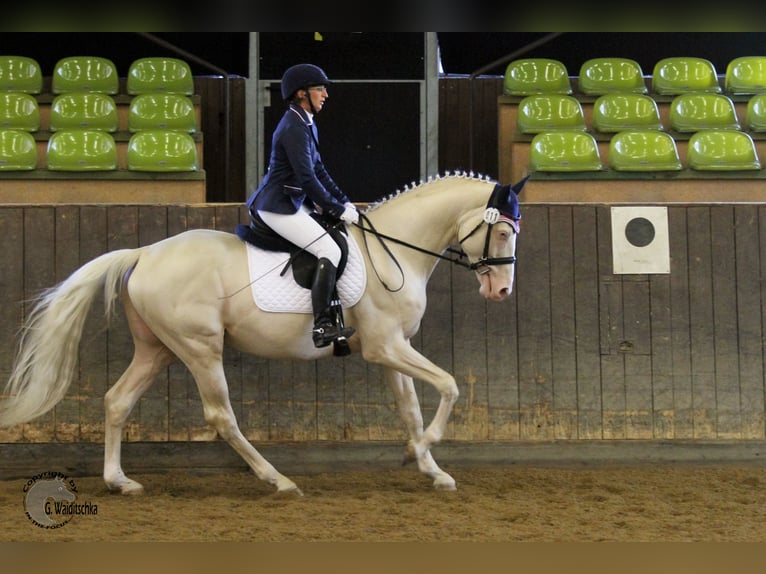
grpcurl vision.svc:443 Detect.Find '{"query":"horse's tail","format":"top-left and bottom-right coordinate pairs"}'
top-left (0, 248), bottom-right (144, 428)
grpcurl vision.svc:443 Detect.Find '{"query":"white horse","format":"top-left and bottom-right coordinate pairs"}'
top-left (0, 173), bottom-right (525, 496)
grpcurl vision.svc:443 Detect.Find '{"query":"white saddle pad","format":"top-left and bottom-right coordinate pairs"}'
top-left (246, 232), bottom-right (366, 313)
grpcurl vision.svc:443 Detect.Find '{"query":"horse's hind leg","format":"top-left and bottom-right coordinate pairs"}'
top-left (103, 298), bottom-right (176, 494)
top-left (185, 355), bottom-right (303, 496)
top-left (386, 367), bottom-right (457, 491)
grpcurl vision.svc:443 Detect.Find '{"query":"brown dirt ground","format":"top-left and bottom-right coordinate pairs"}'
top-left (2, 464), bottom-right (766, 542)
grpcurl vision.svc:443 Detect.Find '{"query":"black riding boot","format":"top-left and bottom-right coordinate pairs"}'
top-left (312, 258), bottom-right (355, 348)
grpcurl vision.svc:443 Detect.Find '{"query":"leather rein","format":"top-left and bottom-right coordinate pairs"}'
top-left (353, 206), bottom-right (520, 293)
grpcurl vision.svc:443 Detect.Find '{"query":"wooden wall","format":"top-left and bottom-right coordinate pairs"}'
top-left (2, 202), bottom-right (766, 444)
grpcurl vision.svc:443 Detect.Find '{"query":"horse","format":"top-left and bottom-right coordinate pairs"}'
top-left (0, 172), bottom-right (524, 496)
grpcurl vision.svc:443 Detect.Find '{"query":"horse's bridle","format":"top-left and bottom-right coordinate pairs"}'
top-left (354, 202), bottom-right (520, 291)
top-left (456, 207), bottom-right (520, 275)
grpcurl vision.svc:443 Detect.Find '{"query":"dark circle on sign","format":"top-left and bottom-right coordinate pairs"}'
top-left (625, 217), bottom-right (655, 247)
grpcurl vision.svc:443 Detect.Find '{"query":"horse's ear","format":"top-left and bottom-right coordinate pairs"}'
top-left (511, 175), bottom-right (529, 195)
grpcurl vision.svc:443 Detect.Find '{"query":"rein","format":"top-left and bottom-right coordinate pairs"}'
top-left (354, 206), bottom-right (519, 292)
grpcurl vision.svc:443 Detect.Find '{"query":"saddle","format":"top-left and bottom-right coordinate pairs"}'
top-left (235, 212), bottom-right (353, 357)
top-left (235, 211), bottom-right (349, 287)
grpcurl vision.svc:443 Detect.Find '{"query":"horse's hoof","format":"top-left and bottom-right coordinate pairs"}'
top-left (275, 484), bottom-right (304, 497)
top-left (106, 480), bottom-right (145, 496)
top-left (433, 476), bottom-right (457, 491)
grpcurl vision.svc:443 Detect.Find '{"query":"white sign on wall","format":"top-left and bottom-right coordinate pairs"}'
top-left (611, 206), bottom-right (670, 274)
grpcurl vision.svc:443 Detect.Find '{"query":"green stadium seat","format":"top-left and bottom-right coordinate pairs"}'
top-left (745, 93), bottom-right (766, 132)
top-left (504, 58), bottom-right (572, 96)
top-left (127, 130), bottom-right (198, 171)
top-left (652, 57), bottom-right (721, 95)
top-left (127, 57), bottom-right (194, 95)
top-left (0, 55), bottom-right (42, 93)
top-left (578, 58), bottom-right (648, 95)
top-left (49, 92), bottom-right (118, 132)
top-left (608, 130), bottom-right (682, 171)
top-left (51, 56), bottom-right (119, 94)
top-left (0, 129), bottom-right (37, 170)
top-left (592, 93), bottom-right (663, 132)
top-left (687, 130), bottom-right (761, 171)
top-left (128, 93), bottom-right (197, 132)
top-left (46, 130), bottom-right (117, 171)
top-left (0, 92), bottom-right (40, 131)
top-left (516, 94), bottom-right (587, 133)
top-left (725, 56), bottom-right (766, 94)
top-left (669, 93), bottom-right (740, 132)
top-left (529, 131), bottom-right (603, 172)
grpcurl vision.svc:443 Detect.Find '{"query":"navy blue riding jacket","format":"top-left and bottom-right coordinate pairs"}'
top-left (246, 104), bottom-right (350, 219)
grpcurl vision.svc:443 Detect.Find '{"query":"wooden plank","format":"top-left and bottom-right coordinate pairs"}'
top-left (54, 205), bottom-right (81, 442)
top-left (0, 208), bottom-right (24, 442)
top-left (486, 246), bottom-right (520, 440)
top-left (77, 206), bottom-right (108, 442)
top-left (452, 245), bottom-right (489, 440)
top-left (668, 207), bottom-right (693, 438)
top-left (649, 271), bottom-right (674, 439)
top-left (515, 205), bottom-right (553, 439)
top-left (687, 207), bottom-right (717, 438)
top-left (573, 206), bottom-right (602, 439)
top-left (548, 206), bottom-right (578, 439)
top-left (343, 354), bottom-right (369, 441)
top-left (599, 206), bottom-right (626, 439)
top-left (622, 279), bottom-right (653, 438)
top-left (710, 206), bottom-right (741, 438)
top-left (22, 207), bottom-right (56, 442)
top-left (316, 355), bottom-right (344, 441)
top-left (736, 205), bottom-right (765, 438)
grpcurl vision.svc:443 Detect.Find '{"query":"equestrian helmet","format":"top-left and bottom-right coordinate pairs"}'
top-left (281, 64), bottom-right (331, 100)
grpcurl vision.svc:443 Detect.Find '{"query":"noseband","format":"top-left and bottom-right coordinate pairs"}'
top-left (457, 206), bottom-right (520, 274)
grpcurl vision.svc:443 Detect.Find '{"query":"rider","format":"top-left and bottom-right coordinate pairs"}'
top-left (245, 63), bottom-right (359, 349)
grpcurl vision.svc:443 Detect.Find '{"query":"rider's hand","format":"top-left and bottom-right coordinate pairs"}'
top-left (340, 203), bottom-right (359, 225)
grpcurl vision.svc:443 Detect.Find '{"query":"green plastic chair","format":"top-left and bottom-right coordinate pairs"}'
top-left (529, 131), bottom-right (603, 172)
top-left (49, 92), bottom-right (118, 132)
top-left (669, 93), bottom-right (740, 132)
top-left (0, 92), bottom-right (40, 131)
top-left (51, 56), bottom-right (119, 94)
top-left (516, 94), bottom-right (586, 133)
top-left (127, 57), bottom-right (194, 95)
top-left (608, 130), bottom-right (682, 171)
top-left (687, 130), bottom-right (761, 171)
top-left (127, 130), bottom-right (198, 171)
top-left (0, 55), bottom-right (42, 93)
top-left (745, 93), bottom-right (766, 132)
top-left (652, 57), bottom-right (721, 95)
top-left (0, 129), bottom-right (37, 170)
top-left (128, 93), bottom-right (197, 132)
top-left (592, 93), bottom-right (663, 132)
top-left (578, 58), bottom-right (648, 95)
top-left (725, 56), bottom-right (766, 94)
top-left (504, 58), bottom-right (572, 96)
top-left (46, 130), bottom-right (117, 171)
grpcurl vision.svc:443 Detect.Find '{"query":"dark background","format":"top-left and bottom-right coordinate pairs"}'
top-left (2, 32), bottom-right (765, 78)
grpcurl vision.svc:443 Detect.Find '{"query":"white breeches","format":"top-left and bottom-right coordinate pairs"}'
top-left (257, 206), bottom-right (341, 267)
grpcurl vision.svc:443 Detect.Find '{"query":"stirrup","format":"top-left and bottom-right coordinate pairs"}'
top-left (312, 323), bottom-right (356, 348)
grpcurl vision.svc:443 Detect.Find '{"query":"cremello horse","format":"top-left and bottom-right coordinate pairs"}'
top-left (0, 173), bottom-right (524, 496)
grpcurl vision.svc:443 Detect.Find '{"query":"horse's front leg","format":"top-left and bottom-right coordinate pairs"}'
top-left (385, 367), bottom-right (457, 491)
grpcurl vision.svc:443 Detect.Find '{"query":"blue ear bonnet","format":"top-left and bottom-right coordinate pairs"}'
top-left (487, 176), bottom-right (527, 221)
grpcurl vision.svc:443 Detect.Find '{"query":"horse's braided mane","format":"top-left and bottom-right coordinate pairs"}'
top-left (362, 170), bottom-right (496, 213)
